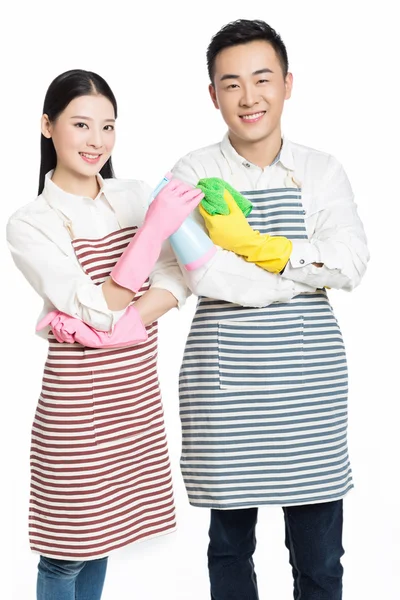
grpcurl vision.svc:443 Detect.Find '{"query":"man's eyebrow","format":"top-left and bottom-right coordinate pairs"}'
top-left (253, 68), bottom-right (274, 75)
top-left (220, 67), bottom-right (274, 82)
top-left (70, 115), bottom-right (116, 122)
top-left (220, 73), bottom-right (240, 81)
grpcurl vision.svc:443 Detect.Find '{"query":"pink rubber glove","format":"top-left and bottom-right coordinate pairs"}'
top-left (36, 304), bottom-right (148, 348)
top-left (111, 174), bottom-right (204, 293)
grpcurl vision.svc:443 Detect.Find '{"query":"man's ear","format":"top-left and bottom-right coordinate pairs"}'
top-left (284, 72), bottom-right (293, 100)
top-left (208, 84), bottom-right (219, 109)
top-left (41, 114), bottom-right (53, 138)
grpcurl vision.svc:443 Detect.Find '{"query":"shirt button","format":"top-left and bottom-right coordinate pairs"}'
top-left (243, 162), bottom-right (251, 168)
top-left (299, 259), bottom-right (305, 265)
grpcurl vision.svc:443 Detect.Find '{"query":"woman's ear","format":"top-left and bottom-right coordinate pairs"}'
top-left (41, 114), bottom-right (52, 139)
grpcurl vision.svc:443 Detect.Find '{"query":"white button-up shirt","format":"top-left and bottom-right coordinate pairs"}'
top-left (7, 172), bottom-right (190, 337)
top-left (172, 134), bottom-right (369, 301)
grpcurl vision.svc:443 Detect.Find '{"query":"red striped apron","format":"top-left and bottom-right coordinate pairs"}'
top-left (29, 226), bottom-right (176, 560)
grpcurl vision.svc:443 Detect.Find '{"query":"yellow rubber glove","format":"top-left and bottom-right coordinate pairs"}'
top-left (199, 188), bottom-right (292, 274)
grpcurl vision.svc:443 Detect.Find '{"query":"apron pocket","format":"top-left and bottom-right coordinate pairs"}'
top-left (90, 351), bottom-right (160, 446)
top-left (217, 317), bottom-right (305, 391)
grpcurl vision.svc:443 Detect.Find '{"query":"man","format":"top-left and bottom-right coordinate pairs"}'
top-left (172, 19), bottom-right (369, 600)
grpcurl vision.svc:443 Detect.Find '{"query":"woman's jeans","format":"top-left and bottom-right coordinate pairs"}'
top-left (37, 555), bottom-right (108, 600)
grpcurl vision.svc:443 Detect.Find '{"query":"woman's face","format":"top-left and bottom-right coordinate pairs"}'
top-left (42, 94), bottom-right (116, 180)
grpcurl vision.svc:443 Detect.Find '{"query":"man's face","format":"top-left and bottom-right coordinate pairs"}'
top-left (209, 40), bottom-right (292, 146)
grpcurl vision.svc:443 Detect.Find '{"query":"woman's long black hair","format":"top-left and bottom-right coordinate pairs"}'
top-left (38, 69), bottom-right (117, 195)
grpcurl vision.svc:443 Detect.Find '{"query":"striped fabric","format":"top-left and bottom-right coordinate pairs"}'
top-left (179, 187), bottom-right (352, 508)
top-left (30, 227), bottom-right (176, 560)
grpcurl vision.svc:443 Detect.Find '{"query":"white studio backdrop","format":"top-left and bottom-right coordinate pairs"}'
top-left (1, 1), bottom-right (399, 599)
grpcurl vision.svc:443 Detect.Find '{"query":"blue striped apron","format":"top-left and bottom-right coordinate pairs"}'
top-left (179, 184), bottom-right (352, 508)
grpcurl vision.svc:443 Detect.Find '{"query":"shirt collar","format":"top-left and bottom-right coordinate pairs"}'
top-left (220, 132), bottom-right (295, 171)
top-left (42, 170), bottom-right (107, 219)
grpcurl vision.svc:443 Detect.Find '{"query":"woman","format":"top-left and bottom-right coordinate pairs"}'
top-left (6, 69), bottom-right (204, 600)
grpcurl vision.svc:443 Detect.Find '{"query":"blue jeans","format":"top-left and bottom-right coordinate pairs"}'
top-left (37, 555), bottom-right (108, 600)
top-left (208, 500), bottom-right (344, 600)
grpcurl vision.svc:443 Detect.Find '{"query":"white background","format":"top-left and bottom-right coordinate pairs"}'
top-left (1, 1), bottom-right (399, 599)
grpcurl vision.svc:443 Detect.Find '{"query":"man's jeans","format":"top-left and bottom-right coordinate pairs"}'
top-left (208, 500), bottom-right (344, 600)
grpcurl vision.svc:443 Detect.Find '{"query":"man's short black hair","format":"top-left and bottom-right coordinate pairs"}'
top-left (207, 19), bottom-right (289, 83)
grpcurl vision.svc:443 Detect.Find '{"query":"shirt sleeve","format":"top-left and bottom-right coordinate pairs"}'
top-left (7, 216), bottom-right (125, 332)
top-left (281, 158), bottom-right (369, 291)
top-left (149, 239), bottom-right (191, 308)
top-left (181, 249), bottom-right (316, 307)
top-left (171, 157), bottom-right (316, 307)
